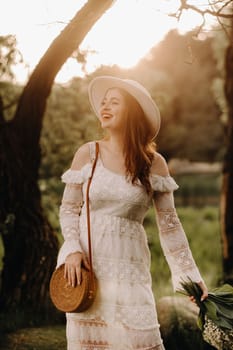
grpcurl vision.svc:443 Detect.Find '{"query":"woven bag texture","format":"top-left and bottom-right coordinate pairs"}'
top-left (50, 264), bottom-right (97, 313)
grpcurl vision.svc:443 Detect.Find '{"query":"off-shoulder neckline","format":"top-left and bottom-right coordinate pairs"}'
top-left (68, 162), bottom-right (174, 180)
top-left (69, 141), bottom-right (173, 179)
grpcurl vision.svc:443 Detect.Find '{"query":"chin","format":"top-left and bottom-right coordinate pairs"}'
top-left (101, 122), bottom-right (112, 129)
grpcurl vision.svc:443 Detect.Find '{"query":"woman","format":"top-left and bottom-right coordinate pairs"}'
top-left (57, 76), bottom-right (208, 350)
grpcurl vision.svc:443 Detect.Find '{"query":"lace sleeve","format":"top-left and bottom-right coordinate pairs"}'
top-left (56, 183), bottom-right (84, 267)
top-left (153, 191), bottom-right (203, 290)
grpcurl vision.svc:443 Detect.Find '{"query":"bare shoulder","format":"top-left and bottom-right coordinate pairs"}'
top-left (150, 152), bottom-right (169, 177)
top-left (70, 142), bottom-right (92, 170)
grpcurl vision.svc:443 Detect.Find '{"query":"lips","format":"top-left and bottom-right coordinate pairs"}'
top-left (101, 113), bottom-right (113, 119)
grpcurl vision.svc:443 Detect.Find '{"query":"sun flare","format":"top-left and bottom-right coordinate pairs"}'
top-left (1, 0), bottom-right (214, 83)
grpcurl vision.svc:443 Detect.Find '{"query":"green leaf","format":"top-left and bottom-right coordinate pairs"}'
top-left (177, 280), bottom-right (233, 331)
top-left (197, 311), bottom-right (205, 330)
top-left (204, 299), bottom-right (218, 321)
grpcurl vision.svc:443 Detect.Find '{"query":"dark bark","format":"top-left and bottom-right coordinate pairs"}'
top-left (0, 0), bottom-right (114, 319)
top-left (221, 17), bottom-right (233, 283)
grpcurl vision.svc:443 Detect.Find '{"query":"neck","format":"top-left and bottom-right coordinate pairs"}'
top-left (104, 133), bottom-right (124, 155)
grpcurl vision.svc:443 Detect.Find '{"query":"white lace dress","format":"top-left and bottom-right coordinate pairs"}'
top-left (57, 142), bottom-right (203, 350)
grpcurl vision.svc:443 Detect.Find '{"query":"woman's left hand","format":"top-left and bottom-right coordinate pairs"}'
top-left (189, 280), bottom-right (208, 303)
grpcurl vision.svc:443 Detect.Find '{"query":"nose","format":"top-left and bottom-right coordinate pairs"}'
top-left (100, 101), bottom-right (111, 112)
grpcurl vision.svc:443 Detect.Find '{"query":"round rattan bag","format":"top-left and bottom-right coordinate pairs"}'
top-left (49, 264), bottom-right (97, 313)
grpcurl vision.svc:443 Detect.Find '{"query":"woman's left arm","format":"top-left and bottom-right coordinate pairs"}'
top-left (153, 189), bottom-right (208, 301)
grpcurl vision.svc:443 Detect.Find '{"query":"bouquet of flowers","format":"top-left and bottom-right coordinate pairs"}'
top-left (178, 279), bottom-right (233, 350)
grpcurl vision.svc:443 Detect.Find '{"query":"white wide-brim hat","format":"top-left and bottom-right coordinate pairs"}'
top-left (88, 75), bottom-right (161, 137)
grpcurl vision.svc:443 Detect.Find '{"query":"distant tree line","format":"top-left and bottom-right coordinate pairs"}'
top-left (39, 29), bottom-right (224, 182)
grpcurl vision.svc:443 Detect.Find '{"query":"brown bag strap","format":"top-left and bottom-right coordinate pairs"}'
top-left (86, 142), bottom-right (99, 285)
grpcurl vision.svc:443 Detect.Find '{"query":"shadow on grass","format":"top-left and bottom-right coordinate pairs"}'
top-left (0, 325), bottom-right (66, 350)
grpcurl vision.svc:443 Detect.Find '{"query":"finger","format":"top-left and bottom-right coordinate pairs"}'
top-left (71, 267), bottom-right (77, 287)
top-left (201, 291), bottom-right (208, 302)
top-left (70, 266), bottom-right (80, 287)
top-left (68, 267), bottom-right (76, 287)
top-left (189, 296), bottom-right (196, 304)
top-left (198, 281), bottom-right (208, 301)
top-left (64, 264), bottom-right (68, 279)
top-left (67, 266), bottom-right (72, 286)
top-left (75, 266), bottom-right (81, 285)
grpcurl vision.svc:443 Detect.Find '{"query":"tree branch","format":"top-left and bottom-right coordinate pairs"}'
top-left (12, 0), bottom-right (115, 146)
top-left (216, 9), bottom-right (232, 37)
top-left (217, 0), bottom-right (233, 14)
top-left (171, 0), bottom-right (233, 19)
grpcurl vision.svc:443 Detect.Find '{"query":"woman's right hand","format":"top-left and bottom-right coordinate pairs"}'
top-left (64, 252), bottom-right (90, 287)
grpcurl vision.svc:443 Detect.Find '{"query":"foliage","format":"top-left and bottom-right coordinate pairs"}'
top-left (0, 82), bottom-right (22, 121)
top-left (180, 281), bottom-right (233, 331)
top-left (40, 79), bottom-right (102, 180)
top-left (174, 173), bottom-right (221, 206)
top-left (0, 35), bottom-right (23, 81)
top-left (136, 29), bottom-right (224, 161)
top-left (211, 30), bottom-right (229, 127)
top-left (0, 35), bottom-right (23, 121)
top-left (179, 280), bottom-right (233, 349)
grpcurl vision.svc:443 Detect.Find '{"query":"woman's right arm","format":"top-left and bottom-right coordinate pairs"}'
top-left (57, 143), bottom-right (91, 286)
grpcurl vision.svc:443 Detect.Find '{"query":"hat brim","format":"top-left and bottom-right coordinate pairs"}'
top-left (88, 76), bottom-right (160, 137)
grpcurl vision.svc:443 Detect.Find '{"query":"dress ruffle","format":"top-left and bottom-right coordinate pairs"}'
top-left (61, 163), bottom-right (92, 184)
top-left (150, 174), bottom-right (179, 192)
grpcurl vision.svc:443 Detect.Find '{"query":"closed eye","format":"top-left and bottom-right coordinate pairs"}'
top-left (101, 97), bottom-right (120, 106)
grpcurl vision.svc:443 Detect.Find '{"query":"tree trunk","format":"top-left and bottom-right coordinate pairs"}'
top-left (220, 17), bottom-right (233, 283)
top-left (0, 0), bottom-right (114, 322)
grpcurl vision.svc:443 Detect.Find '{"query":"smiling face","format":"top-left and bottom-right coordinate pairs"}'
top-left (99, 88), bottom-right (127, 133)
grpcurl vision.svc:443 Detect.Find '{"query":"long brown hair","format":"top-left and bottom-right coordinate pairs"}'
top-left (117, 88), bottom-right (156, 194)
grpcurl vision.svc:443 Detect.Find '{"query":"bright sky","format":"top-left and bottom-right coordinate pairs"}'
top-left (1, 0), bottom-right (214, 83)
